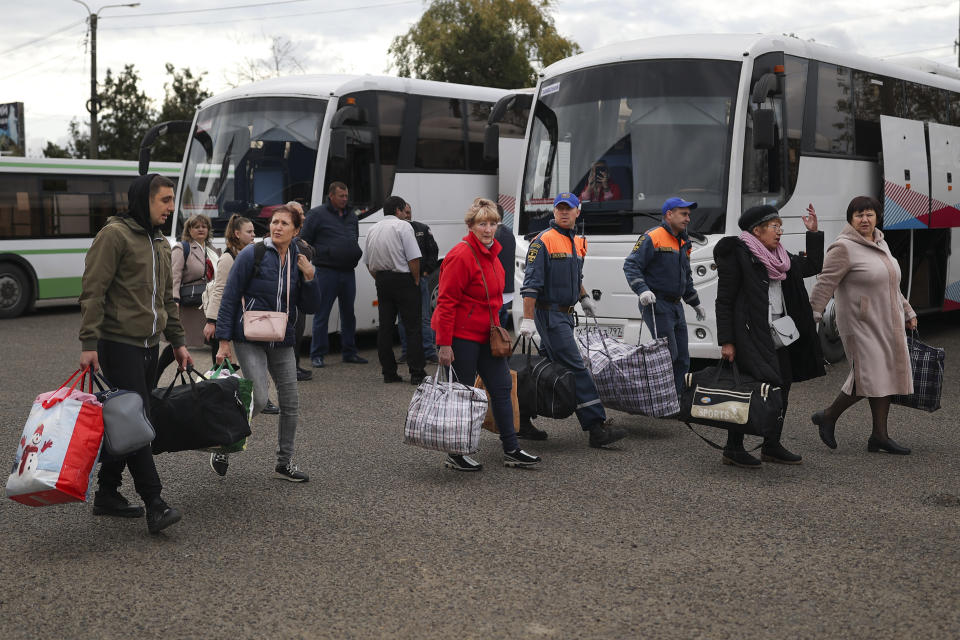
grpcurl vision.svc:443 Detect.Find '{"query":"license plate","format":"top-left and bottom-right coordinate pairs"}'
top-left (576, 324), bottom-right (624, 339)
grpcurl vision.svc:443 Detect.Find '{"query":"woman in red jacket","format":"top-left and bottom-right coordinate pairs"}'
top-left (433, 198), bottom-right (541, 472)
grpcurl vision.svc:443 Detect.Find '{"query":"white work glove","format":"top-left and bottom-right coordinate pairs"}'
top-left (519, 318), bottom-right (538, 339)
top-left (580, 296), bottom-right (598, 318)
top-left (638, 291), bottom-right (656, 306)
top-left (695, 305), bottom-right (707, 322)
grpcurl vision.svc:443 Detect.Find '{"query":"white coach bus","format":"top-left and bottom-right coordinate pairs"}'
top-left (0, 157), bottom-right (180, 318)
top-left (140, 74), bottom-right (528, 336)
top-left (506, 34), bottom-right (960, 359)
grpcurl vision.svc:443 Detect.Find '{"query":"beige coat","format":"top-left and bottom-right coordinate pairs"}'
top-left (809, 225), bottom-right (916, 397)
top-left (171, 240), bottom-right (218, 347)
top-left (205, 250), bottom-right (234, 322)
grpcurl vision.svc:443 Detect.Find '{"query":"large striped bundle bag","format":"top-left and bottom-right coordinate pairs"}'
top-left (404, 367), bottom-right (486, 455)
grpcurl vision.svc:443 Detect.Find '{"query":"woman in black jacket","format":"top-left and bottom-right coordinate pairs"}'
top-left (713, 204), bottom-right (825, 468)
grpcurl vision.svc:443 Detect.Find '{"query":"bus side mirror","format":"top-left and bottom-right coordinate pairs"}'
top-left (752, 109), bottom-right (776, 150)
top-left (331, 105), bottom-right (367, 127)
top-left (330, 129), bottom-right (347, 159)
top-left (483, 124), bottom-right (500, 162)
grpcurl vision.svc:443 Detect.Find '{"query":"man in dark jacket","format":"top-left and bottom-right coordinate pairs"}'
top-left (79, 173), bottom-right (191, 534)
top-left (397, 200), bottom-right (439, 364)
top-left (300, 181), bottom-right (367, 368)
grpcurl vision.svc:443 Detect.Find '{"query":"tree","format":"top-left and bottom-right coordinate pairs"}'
top-left (69, 64), bottom-right (156, 160)
top-left (388, 0), bottom-right (579, 89)
top-left (151, 63), bottom-right (213, 162)
top-left (42, 141), bottom-right (71, 158)
top-left (226, 34), bottom-right (306, 88)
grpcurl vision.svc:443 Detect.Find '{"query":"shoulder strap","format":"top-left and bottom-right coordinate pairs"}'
top-left (252, 241), bottom-right (268, 278)
top-left (460, 240), bottom-right (497, 327)
top-left (181, 240), bottom-right (190, 260)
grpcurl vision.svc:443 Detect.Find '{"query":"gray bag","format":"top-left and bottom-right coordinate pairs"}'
top-left (94, 374), bottom-right (156, 455)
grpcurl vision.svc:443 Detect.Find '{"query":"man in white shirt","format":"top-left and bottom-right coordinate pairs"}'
top-left (365, 196), bottom-right (425, 384)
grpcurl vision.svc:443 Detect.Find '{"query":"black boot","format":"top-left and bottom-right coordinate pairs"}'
top-left (588, 424), bottom-right (626, 448)
top-left (517, 415), bottom-right (548, 440)
top-left (761, 442), bottom-right (803, 465)
top-left (146, 498), bottom-right (182, 534)
top-left (721, 447), bottom-right (761, 468)
top-left (92, 488), bottom-right (145, 518)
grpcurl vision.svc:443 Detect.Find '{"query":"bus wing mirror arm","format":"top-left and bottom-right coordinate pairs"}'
top-left (138, 120), bottom-right (192, 175)
top-left (483, 124), bottom-right (500, 162)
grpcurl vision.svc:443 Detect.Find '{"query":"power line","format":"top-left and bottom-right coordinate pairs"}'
top-left (0, 19), bottom-right (86, 57)
top-left (100, 0), bottom-right (419, 31)
top-left (0, 50), bottom-right (84, 82)
top-left (101, 0), bottom-right (319, 20)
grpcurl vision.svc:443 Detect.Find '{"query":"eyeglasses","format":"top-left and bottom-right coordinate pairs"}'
top-left (765, 223), bottom-right (783, 231)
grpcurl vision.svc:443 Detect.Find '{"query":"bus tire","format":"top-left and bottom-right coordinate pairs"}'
top-left (427, 269), bottom-right (441, 316)
top-left (0, 263), bottom-right (33, 319)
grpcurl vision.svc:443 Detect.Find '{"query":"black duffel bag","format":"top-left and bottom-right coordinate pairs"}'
top-left (508, 338), bottom-right (576, 419)
top-left (150, 367), bottom-right (251, 454)
top-left (679, 360), bottom-right (783, 444)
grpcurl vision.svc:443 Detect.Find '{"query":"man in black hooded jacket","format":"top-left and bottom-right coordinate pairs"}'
top-left (79, 173), bottom-right (192, 534)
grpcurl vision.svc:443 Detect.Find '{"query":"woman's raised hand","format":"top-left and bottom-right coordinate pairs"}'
top-left (802, 203), bottom-right (818, 232)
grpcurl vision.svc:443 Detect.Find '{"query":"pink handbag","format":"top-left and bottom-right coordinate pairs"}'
top-left (242, 248), bottom-right (290, 342)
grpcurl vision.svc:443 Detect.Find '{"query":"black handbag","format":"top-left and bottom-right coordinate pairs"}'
top-left (508, 337), bottom-right (577, 419)
top-left (150, 367), bottom-right (251, 454)
top-left (679, 360), bottom-right (783, 444)
top-left (179, 281), bottom-right (205, 308)
top-left (93, 373), bottom-right (156, 456)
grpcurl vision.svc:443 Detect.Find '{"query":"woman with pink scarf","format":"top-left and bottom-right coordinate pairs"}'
top-left (712, 204), bottom-right (825, 468)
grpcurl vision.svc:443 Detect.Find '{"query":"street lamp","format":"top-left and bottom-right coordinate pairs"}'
top-left (73, 1), bottom-right (140, 159)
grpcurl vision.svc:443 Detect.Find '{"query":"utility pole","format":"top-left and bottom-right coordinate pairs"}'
top-left (73, 1), bottom-right (140, 159)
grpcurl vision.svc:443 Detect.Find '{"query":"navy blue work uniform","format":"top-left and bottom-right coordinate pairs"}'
top-left (623, 221), bottom-right (701, 395)
top-left (521, 220), bottom-right (606, 429)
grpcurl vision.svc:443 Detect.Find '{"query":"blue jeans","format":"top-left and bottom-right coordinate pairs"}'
top-left (641, 301), bottom-right (688, 397)
top-left (399, 277), bottom-right (437, 359)
top-left (234, 341), bottom-right (299, 466)
top-left (310, 268), bottom-right (358, 359)
top-left (451, 337), bottom-right (519, 452)
top-left (534, 308), bottom-right (607, 429)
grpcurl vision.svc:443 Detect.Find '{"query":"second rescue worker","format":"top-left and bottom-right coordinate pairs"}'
top-left (623, 197), bottom-right (707, 397)
top-left (519, 192), bottom-right (626, 448)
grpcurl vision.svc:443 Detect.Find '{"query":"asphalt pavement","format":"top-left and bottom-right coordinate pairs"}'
top-left (0, 307), bottom-right (958, 639)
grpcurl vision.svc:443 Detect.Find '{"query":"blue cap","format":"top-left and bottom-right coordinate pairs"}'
top-left (554, 192), bottom-right (580, 208)
top-left (662, 197), bottom-right (698, 216)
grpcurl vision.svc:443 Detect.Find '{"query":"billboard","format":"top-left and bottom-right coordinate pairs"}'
top-left (0, 102), bottom-right (25, 156)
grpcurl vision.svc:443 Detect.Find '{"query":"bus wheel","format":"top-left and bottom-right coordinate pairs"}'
top-left (0, 263), bottom-right (32, 319)
top-left (818, 299), bottom-right (845, 364)
top-left (427, 270), bottom-right (441, 315)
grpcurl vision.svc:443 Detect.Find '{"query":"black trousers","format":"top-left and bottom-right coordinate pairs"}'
top-left (374, 271), bottom-right (425, 377)
top-left (726, 347), bottom-right (792, 448)
top-left (97, 339), bottom-right (163, 504)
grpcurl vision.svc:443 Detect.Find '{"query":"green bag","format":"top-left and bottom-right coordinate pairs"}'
top-left (203, 358), bottom-right (253, 454)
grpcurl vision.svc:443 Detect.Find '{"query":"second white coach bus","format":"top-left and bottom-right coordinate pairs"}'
top-left (509, 34), bottom-right (960, 359)
top-left (141, 74), bottom-right (527, 336)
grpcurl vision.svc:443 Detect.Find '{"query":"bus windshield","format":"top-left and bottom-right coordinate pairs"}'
top-left (179, 96), bottom-right (327, 234)
top-left (520, 59), bottom-right (740, 236)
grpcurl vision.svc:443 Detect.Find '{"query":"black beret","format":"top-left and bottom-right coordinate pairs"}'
top-left (738, 204), bottom-right (780, 231)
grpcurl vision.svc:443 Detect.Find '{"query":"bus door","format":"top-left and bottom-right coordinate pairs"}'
top-left (880, 115), bottom-right (957, 311)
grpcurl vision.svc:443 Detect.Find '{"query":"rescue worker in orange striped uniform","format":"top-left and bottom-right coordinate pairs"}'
top-left (623, 197), bottom-right (707, 397)
top-left (518, 192), bottom-right (626, 448)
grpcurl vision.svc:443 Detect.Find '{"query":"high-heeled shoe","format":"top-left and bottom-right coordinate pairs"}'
top-left (867, 437), bottom-right (911, 455)
top-left (811, 411), bottom-right (837, 449)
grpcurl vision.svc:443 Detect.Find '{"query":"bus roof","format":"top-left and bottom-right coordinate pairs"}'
top-left (200, 74), bottom-right (512, 109)
top-left (0, 157), bottom-right (180, 177)
top-left (541, 33), bottom-right (960, 91)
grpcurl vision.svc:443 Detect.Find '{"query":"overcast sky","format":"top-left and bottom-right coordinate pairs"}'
top-left (5, 0), bottom-right (957, 156)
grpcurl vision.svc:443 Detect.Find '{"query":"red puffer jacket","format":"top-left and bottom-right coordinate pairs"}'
top-left (432, 232), bottom-right (504, 346)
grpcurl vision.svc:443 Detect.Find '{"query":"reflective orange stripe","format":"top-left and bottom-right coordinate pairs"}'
top-left (540, 228), bottom-right (587, 256)
top-left (647, 226), bottom-right (683, 252)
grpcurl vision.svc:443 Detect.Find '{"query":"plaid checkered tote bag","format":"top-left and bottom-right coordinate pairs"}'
top-left (576, 314), bottom-right (680, 417)
top-left (892, 330), bottom-right (944, 412)
top-left (404, 367), bottom-right (487, 455)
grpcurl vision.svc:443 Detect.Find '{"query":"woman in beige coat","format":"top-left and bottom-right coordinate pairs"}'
top-left (809, 196), bottom-right (918, 455)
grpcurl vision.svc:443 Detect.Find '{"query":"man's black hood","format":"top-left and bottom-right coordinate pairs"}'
top-left (125, 173), bottom-right (161, 232)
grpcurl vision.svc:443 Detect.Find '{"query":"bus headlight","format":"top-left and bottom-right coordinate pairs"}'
top-left (695, 265), bottom-right (707, 277)
top-left (695, 328), bottom-right (706, 339)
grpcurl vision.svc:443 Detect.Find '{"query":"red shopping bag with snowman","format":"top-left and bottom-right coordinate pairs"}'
top-left (6, 368), bottom-right (104, 506)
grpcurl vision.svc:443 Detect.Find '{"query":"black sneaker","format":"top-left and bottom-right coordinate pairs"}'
top-left (504, 449), bottom-right (541, 468)
top-left (722, 448), bottom-right (762, 469)
top-left (761, 442), bottom-right (803, 465)
top-left (92, 488), bottom-right (144, 518)
top-left (443, 454), bottom-right (482, 472)
top-left (409, 374), bottom-right (426, 386)
top-left (296, 367), bottom-right (313, 381)
top-left (518, 417), bottom-right (548, 441)
top-left (209, 452), bottom-right (229, 476)
top-left (146, 498), bottom-right (182, 534)
top-left (262, 400), bottom-right (280, 415)
top-left (384, 373), bottom-right (403, 383)
top-left (588, 424), bottom-right (626, 448)
top-left (275, 462), bottom-right (309, 482)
